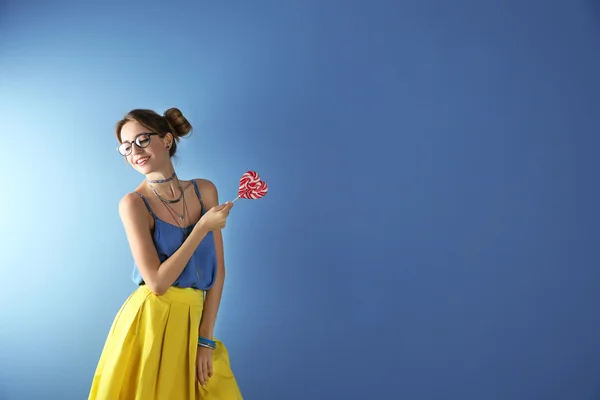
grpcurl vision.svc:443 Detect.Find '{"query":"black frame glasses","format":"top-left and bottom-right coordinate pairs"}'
top-left (117, 133), bottom-right (160, 156)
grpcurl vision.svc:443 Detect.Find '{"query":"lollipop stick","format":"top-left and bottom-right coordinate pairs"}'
top-left (231, 195), bottom-right (240, 203)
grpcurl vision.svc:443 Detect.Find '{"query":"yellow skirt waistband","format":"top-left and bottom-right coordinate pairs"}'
top-left (138, 284), bottom-right (205, 306)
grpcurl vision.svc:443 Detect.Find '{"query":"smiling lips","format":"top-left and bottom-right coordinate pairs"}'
top-left (135, 156), bottom-right (150, 166)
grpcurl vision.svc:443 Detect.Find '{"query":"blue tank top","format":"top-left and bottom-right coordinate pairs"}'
top-left (130, 180), bottom-right (217, 290)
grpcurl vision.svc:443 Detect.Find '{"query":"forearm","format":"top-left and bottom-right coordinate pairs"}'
top-left (199, 265), bottom-right (225, 338)
top-left (151, 223), bottom-right (209, 295)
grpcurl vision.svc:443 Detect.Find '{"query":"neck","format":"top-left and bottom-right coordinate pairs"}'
top-left (145, 168), bottom-right (181, 199)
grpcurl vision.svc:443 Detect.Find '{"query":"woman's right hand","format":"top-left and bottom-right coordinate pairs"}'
top-left (198, 202), bottom-right (234, 231)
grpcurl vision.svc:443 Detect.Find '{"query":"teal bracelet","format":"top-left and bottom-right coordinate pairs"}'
top-left (198, 336), bottom-right (216, 349)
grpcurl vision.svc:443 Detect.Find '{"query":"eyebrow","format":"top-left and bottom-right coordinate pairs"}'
top-left (121, 132), bottom-right (153, 143)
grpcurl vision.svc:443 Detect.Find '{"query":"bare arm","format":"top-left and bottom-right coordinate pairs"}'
top-left (197, 179), bottom-right (227, 339)
top-left (118, 193), bottom-right (209, 296)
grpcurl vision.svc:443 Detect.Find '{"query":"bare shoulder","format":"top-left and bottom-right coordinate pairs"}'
top-left (116, 192), bottom-right (160, 285)
top-left (118, 192), bottom-right (146, 219)
top-left (193, 178), bottom-right (220, 208)
top-left (118, 192), bottom-right (154, 233)
top-left (194, 178), bottom-right (218, 194)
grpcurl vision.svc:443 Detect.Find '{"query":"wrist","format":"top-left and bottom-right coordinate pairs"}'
top-left (198, 328), bottom-right (214, 339)
top-left (194, 220), bottom-right (209, 235)
top-left (197, 335), bottom-right (217, 350)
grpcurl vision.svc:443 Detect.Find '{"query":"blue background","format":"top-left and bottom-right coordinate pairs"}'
top-left (1, 1), bottom-right (600, 399)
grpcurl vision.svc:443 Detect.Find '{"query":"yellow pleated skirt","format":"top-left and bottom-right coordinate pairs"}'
top-left (88, 285), bottom-right (243, 400)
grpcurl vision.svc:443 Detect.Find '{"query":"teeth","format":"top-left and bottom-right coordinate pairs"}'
top-left (137, 157), bottom-right (148, 164)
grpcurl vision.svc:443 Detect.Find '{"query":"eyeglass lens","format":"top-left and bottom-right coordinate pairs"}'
top-left (119, 133), bottom-right (152, 156)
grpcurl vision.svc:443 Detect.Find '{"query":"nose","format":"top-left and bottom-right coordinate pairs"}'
top-left (130, 142), bottom-right (146, 156)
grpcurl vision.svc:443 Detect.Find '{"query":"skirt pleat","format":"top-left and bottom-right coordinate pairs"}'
top-left (88, 286), bottom-right (242, 400)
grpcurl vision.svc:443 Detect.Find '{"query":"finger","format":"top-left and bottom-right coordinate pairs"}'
top-left (198, 363), bottom-right (205, 386)
top-left (214, 204), bottom-right (227, 211)
top-left (208, 359), bottom-right (213, 378)
top-left (204, 360), bottom-right (210, 383)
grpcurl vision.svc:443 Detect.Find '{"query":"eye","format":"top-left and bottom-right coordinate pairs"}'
top-left (137, 134), bottom-right (151, 147)
top-left (119, 143), bottom-right (132, 155)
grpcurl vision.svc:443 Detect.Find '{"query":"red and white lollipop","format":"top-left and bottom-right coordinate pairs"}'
top-left (231, 171), bottom-right (268, 202)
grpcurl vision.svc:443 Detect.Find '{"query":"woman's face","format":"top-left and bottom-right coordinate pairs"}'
top-left (119, 121), bottom-right (171, 174)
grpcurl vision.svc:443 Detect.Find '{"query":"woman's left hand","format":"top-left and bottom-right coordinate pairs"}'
top-left (196, 346), bottom-right (213, 387)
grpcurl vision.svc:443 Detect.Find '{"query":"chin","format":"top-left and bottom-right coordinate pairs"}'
top-left (136, 165), bottom-right (152, 174)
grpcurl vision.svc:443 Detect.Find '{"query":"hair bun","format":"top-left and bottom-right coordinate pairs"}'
top-left (164, 107), bottom-right (192, 139)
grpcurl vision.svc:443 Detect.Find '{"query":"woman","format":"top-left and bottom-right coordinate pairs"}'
top-left (88, 107), bottom-right (243, 399)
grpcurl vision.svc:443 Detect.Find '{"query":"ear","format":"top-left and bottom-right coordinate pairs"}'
top-left (163, 132), bottom-right (174, 148)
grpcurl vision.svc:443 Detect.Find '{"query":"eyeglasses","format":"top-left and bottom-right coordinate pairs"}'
top-left (117, 133), bottom-right (160, 156)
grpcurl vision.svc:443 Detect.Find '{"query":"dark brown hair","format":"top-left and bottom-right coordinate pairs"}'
top-left (115, 107), bottom-right (193, 157)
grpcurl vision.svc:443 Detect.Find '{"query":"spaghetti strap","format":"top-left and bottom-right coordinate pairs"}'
top-left (133, 191), bottom-right (157, 218)
top-left (191, 180), bottom-right (206, 214)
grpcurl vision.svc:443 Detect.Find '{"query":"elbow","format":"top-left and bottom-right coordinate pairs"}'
top-left (146, 280), bottom-right (168, 296)
top-left (150, 286), bottom-right (168, 296)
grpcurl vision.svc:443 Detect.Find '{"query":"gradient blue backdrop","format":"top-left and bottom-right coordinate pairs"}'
top-left (1, 1), bottom-right (600, 399)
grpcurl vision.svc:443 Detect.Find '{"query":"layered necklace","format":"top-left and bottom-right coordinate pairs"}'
top-left (146, 171), bottom-right (200, 281)
top-left (147, 172), bottom-right (191, 238)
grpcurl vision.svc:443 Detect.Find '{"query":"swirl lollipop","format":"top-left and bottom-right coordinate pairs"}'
top-left (231, 171), bottom-right (268, 202)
